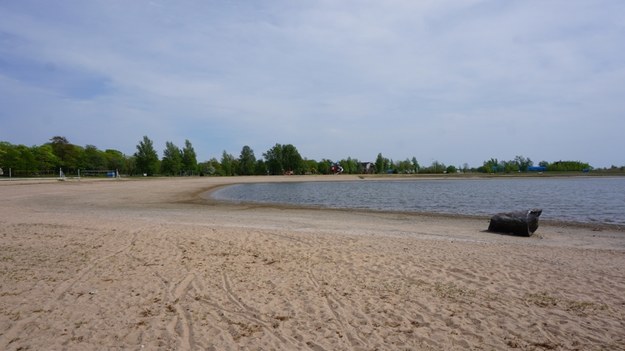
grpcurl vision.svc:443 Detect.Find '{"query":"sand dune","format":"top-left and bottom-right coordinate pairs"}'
top-left (1, 177), bottom-right (624, 350)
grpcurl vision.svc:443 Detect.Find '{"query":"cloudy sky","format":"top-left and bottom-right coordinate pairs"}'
top-left (1, 0), bottom-right (624, 168)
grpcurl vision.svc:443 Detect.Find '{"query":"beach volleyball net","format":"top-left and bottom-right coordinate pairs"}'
top-left (79, 169), bottom-right (120, 178)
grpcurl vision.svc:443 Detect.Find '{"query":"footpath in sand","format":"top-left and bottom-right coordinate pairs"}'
top-left (1, 176), bottom-right (624, 350)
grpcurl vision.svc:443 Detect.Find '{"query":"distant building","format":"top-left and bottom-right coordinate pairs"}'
top-left (359, 162), bottom-right (375, 174)
top-left (330, 163), bottom-right (343, 174)
top-left (528, 166), bottom-right (547, 172)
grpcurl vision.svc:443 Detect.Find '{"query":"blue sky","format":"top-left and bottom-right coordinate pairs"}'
top-left (1, 0), bottom-right (624, 168)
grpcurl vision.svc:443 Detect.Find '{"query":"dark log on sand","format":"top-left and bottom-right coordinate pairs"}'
top-left (488, 209), bottom-right (542, 236)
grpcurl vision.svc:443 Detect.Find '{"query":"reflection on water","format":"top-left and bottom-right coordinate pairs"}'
top-left (211, 177), bottom-right (625, 225)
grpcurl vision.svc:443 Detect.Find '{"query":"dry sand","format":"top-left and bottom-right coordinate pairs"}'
top-left (1, 176), bottom-right (624, 350)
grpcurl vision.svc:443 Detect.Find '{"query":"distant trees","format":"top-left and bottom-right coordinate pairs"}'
top-left (423, 160), bottom-right (446, 174)
top-left (50, 136), bottom-right (81, 170)
top-left (263, 144), bottom-right (282, 175)
top-left (281, 144), bottom-right (304, 175)
top-left (220, 151), bottom-right (236, 176)
top-left (83, 145), bottom-right (107, 170)
top-left (238, 145), bottom-right (256, 175)
top-left (134, 136), bottom-right (159, 176)
top-left (339, 157), bottom-right (359, 174)
top-left (104, 149), bottom-right (126, 172)
top-left (161, 141), bottom-right (182, 176)
top-left (1, 137), bottom-right (130, 176)
top-left (198, 158), bottom-right (220, 176)
top-left (182, 140), bottom-right (198, 175)
top-left (159, 139), bottom-right (198, 176)
top-left (30, 144), bottom-right (58, 171)
top-left (445, 165), bottom-right (457, 174)
top-left (395, 159), bottom-right (415, 174)
top-left (316, 159), bottom-right (332, 175)
top-left (546, 161), bottom-right (591, 172)
top-left (375, 153), bottom-right (387, 174)
top-left (514, 155), bottom-right (533, 172)
top-left (263, 143), bottom-right (303, 175)
top-left (2, 136), bottom-right (611, 178)
top-left (479, 156), bottom-right (532, 173)
top-left (412, 157), bottom-right (420, 174)
top-left (0, 143), bottom-right (36, 174)
top-left (477, 157), bottom-right (594, 173)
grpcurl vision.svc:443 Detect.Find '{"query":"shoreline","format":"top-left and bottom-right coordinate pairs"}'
top-left (4, 174), bottom-right (623, 231)
top-left (199, 176), bottom-right (625, 233)
top-left (2, 177), bottom-right (625, 350)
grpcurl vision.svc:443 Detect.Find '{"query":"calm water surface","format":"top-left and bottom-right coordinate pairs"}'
top-left (211, 177), bottom-right (625, 225)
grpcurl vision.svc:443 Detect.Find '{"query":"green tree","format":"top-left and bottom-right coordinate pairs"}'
top-left (0, 142), bottom-right (19, 172)
top-left (254, 159), bottom-right (268, 175)
top-left (220, 151), bottom-right (236, 176)
top-left (49, 136), bottom-right (70, 164)
top-left (199, 158), bottom-right (220, 176)
top-left (125, 156), bottom-right (137, 176)
top-left (316, 159), bottom-right (332, 175)
top-left (548, 161), bottom-right (591, 172)
top-left (182, 139), bottom-right (197, 175)
top-left (482, 158), bottom-right (500, 173)
top-left (501, 160), bottom-right (519, 173)
top-left (396, 158), bottom-right (414, 174)
top-left (339, 157), bottom-right (359, 174)
top-left (411, 157), bottom-right (420, 174)
top-left (262, 143), bottom-right (303, 175)
top-left (303, 159), bottom-right (318, 174)
top-left (263, 144), bottom-right (284, 175)
top-left (514, 155), bottom-right (533, 172)
top-left (134, 136), bottom-right (159, 176)
top-left (0, 144), bottom-right (37, 176)
top-left (425, 160), bottom-right (446, 174)
top-left (281, 144), bottom-right (303, 174)
top-left (161, 141), bottom-right (182, 176)
top-left (49, 136), bottom-right (81, 170)
top-left (238, 145), bottom-right (256, 176)
top-left (82, 145), bottom-right (107, 170)
top-left (445, 165), bottom-right (457, 174)
top-left (104, 149), bottom-right (126, 173)
top-left (0, 142), bottom-right (6, 160)
top-left (375, 153), bottom-right (386, 174)
top-left (32, 144), bottom-right (59, 171)
top-left (18, 145), bottom-right (36, 174)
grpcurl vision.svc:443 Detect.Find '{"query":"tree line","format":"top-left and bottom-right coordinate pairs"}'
top-left (0, 135), bottom-right (618, 178)
top-left (477, 156), bottom-right (593, 173)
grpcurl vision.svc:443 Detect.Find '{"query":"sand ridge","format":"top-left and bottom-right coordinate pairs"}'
top-left (1, 177), bottom-right (624, 350)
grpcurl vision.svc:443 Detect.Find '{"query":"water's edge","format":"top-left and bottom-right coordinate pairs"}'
top-left (206, 179), bottom-right (625, 231)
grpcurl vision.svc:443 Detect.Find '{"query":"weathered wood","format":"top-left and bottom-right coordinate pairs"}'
top-left (488, 209), bottom-right (542, 236)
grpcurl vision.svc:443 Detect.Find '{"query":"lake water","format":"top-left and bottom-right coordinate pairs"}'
top-left (211, 177), bottom-right (625, 226)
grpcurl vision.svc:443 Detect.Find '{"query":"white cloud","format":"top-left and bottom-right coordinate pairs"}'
top-left (1, 0), bottom-right (624, 167)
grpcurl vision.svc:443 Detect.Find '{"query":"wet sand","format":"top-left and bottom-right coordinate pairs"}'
top-left (1, 176), bottom-right (624, 350)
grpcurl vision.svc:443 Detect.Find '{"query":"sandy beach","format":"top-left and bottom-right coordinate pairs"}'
top-left (1, 176), bottom-right (624, 350)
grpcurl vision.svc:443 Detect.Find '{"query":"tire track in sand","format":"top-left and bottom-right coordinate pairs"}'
top-left (1, 230), bottom-right (139, 348)
top-left (308, 267), bottom-right (368, 350)
top-left (220, 272), bottom-right (303, 348)
top-left (165, 272), bottom-right (196, 351)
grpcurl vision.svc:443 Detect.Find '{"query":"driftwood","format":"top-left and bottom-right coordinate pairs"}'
top-left (488, 209), bottom-right (542, 236)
